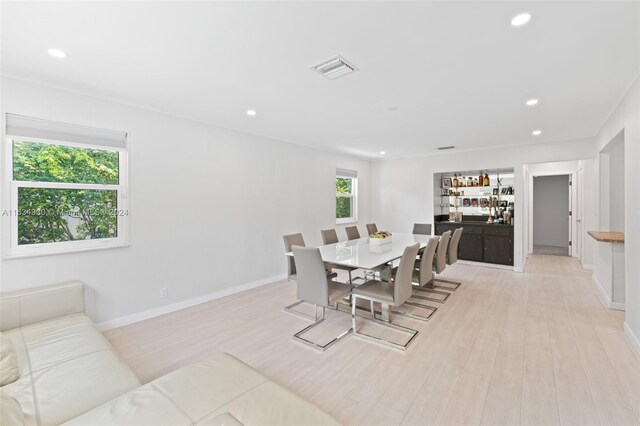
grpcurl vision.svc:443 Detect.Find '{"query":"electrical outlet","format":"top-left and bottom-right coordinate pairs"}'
top-left (160, 287), bottom-right (168, 298)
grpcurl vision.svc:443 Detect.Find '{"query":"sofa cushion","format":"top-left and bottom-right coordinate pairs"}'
top-left (199, 412), bottom-right (243, 425)
top-left (66, 353), bottom-right (339, 426)
top-left (2, 314), bottom-right (141, 426)
top-left (0, 333), bottom-right (19, 386)
top-left (1, 392), bottom-right (24, 425)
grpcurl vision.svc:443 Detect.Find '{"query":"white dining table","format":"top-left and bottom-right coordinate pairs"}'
top-left (285, 232), bottom-right (435, 321)
top-left (286, 232), bottom-right (433, 270)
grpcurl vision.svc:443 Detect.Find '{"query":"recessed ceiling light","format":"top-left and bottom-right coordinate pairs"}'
top-left (380, 151), bottom-right (386, 155)
top-left (47, 48), bottom-right (67, 58)
top-left (526, 98), bottom-right (539, 106)
top-left (532, 130), bottom-right (542, 136)
top-left (246, 110), bottom-right (257, 116)
top-left (511, 13), bottom-right (532, 27)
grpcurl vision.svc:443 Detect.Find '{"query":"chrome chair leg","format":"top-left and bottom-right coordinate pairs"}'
top-left (433, 277), bottom-right (461, 291)
top-left (352, 297), bottom-right (419, 351)
top-left (391, 301), bottom-right (437, 322)
top-left (293, 306), bottom-right (352, 351)
top-left (411, 287), bottom-right (450, 304)
top-left (284, 301), bottom-right (319, 321)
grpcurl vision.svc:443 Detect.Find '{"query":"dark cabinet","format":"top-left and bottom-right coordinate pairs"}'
top-left (435, 222), bottom-right (513, 266)
top-left (483, 235), bottom-right (512, 265)
top-left (459, 233), bottom-right (483, 261)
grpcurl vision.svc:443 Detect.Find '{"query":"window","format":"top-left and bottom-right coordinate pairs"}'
top-left (336, 169), bottom-right (357, 224)
top-left (4, 114), bottom-right (128, 257)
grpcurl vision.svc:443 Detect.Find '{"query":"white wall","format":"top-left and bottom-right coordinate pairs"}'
top-left (594, 75), bottom-right (640, 355)
top-left (533, 175), bottom-right (570, 248)
top-left (608, 135), bottom-right (625, 232)
top-left (0, 77), bottom-right (372, 327)
top-left (371, 139), bottom-right (595, 272)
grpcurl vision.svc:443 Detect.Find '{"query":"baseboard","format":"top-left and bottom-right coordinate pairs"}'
top-left (457, 260), bottom-right (514, 271)
top-left (96, 273), bottom-right (287, 331)
top-left (624, 322), bottom-right (640, 360)
top-left (513, 257), bottom-right (526, 273)
top-left (581, 263), bottom-right (594, 270)
top-left (591, 274), bottom-right (625, 311)
top-left (610, 301), bottom-right (626, 311)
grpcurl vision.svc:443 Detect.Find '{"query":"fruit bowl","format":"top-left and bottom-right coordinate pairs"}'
top-left (369, 231), bottom-right (392, 245)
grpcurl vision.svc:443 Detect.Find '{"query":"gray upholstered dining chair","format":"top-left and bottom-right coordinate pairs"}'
top-left (345, 225), bottom-right (361, 240)
top-left (320, 228), bottom-right (339, 245)
top-left (412, 235), bottom-right (451, 305)
top-left (283, 233), bottom-right (305, 281)
top-left (381, 236), bottom-right (442, 320)
top-left (320, 229), bottom-right (363, 284)
top-left (433, 227), bottom-right (463, 290)
top-left (413, 223), bottom-right (432, 257)
top-left (366, 223), bottom-right (378, 235)
top-left (291, 246), bottom-right (353, 351)
top-left (283, 233), bottom-right (337, 320)
top-left (416, 231), bottom-right (451, 303)
top-left (351, 243), bottom-right (421, 351)
top-left (412, 223), bottom-right (432, 235)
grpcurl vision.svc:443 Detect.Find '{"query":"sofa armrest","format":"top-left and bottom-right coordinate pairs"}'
top-left (0, 281), bottom-right (84, 331)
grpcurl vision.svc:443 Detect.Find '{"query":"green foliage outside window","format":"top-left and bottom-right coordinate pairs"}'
top-left (336, 177), bottom-right (353, 219)
top-left (13, 141), bottom-right (119, 184)
top-left (12, 141), bottom-right (120, 245)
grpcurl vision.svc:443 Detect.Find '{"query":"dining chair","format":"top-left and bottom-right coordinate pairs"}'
top-left (429, 230), bottom-right (452, 293)
top-left (381, 237), bottom-right (442, 320)
top-left (291, 246), bottom-right (353, 351)
top-left (412, 223), bottom-right (432, 257)
top-left (283, 233), bottom-right (337, 320)
top-left (283, 233), bottom-right (305, 281)
top-left (320, 229), bottom-right (363, 285)
top-left (412, 223), bottom-right (432, 235)
top-left (345, 226), bottom-right (361, 240)
top-left (366, 223), bottom-right (378, 235)
top-left (434, 227), bottom-right (463, 290)
top-left (351, 243), bottom-right (421, 351)
top-left (411, 235), bottom-right (451, 305)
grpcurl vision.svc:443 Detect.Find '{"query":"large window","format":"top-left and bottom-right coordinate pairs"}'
top-left (336, 169), bottom-right (357, 224)
top-left (4, 115), bottom-right (128, 257)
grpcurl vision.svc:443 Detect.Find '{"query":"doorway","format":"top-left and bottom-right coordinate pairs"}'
top-left (532, 175), bottom-right (571, 256)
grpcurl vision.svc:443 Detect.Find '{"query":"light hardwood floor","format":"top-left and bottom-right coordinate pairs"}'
top-left (105, 255), bottom-right (640, 425)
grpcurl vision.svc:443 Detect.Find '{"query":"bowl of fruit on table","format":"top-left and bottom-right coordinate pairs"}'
top-left (369, 231), bottom-right (392, 245)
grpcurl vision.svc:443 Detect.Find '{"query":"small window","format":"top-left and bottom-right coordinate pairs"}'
top-left (336, 169), bottom-right (357, 224)
top-left (4, 115), bottom-right (128, 257)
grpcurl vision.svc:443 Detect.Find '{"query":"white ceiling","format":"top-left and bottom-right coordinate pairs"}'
top-left (2, 1), bottom-right (639, 159)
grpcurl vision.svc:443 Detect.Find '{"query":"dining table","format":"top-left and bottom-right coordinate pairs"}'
top-left (286, 232), bottom-right (434, 320)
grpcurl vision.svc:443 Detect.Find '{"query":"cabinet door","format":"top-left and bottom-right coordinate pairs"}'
top-left (483, 236), bottom-right (513, 265)
top-left (435, 224), bottom-right (457, 236)
top-left (459, 233), bottom-right (483, 261)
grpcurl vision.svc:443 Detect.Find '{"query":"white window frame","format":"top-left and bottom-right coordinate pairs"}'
top-left (3, 136), bottom-right (129, 258)
top-left (336, 171), bottom-right (358, 224)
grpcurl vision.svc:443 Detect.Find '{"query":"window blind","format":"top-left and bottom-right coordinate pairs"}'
top-left (5, 114), bottom-right (127, 150)
top-left (336, 168), bottom-right (357, 178)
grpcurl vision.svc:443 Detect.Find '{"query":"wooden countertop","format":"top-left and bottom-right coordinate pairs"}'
top-left (588, 231), bottom-right (624, 243)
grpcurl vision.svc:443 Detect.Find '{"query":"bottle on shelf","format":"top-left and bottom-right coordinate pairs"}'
top-left (478, 171), bottom-right (484, 187)
top-left (484, 173), bottom-right (490, 187)
top-left (467, 176), bottom-right (473, 187)
top-left (453, 174), bottom-right (458, 188)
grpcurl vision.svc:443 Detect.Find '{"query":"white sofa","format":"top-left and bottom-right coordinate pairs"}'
top-left (0, 282), bottom-right (339, 426)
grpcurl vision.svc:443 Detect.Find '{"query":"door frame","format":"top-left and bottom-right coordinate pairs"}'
top-left (527, 170), bottom-right (578, 257)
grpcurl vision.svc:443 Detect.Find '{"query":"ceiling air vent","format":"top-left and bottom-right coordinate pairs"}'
top-left (312, 55), bottom-right (358, 80)
top-left (437, 146), bottom-right (455, 151)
